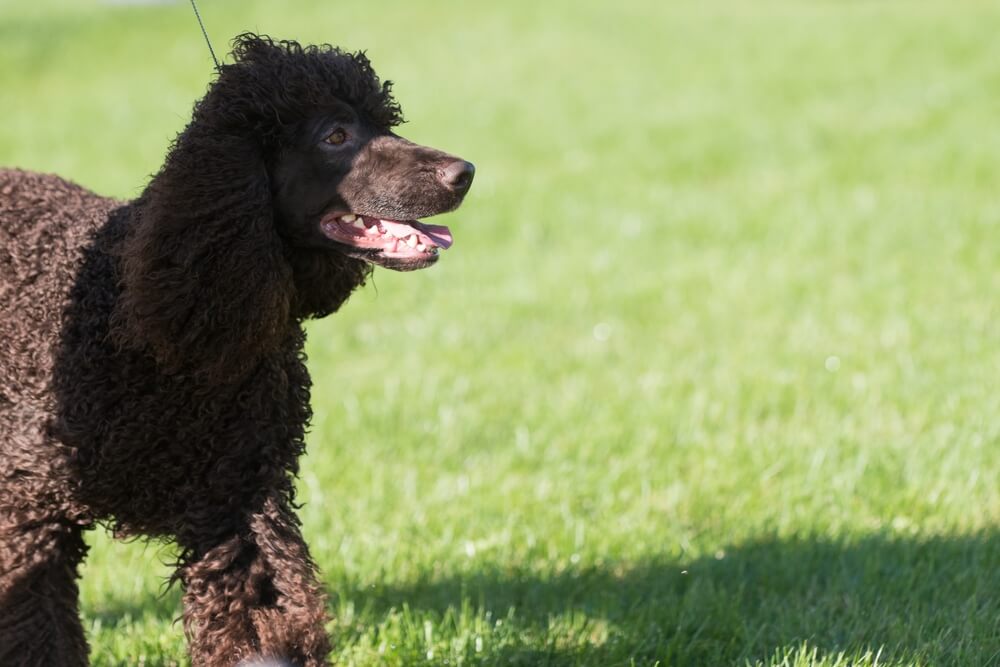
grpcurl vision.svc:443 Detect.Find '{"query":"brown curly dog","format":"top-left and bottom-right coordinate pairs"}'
top-left (0, 34), bottom-right (474, 666)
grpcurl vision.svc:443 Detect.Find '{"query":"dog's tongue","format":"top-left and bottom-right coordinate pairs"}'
top-left (413, 222), bottom-right (453, 249)
top-left (381, 220), bottom-right (453, 249)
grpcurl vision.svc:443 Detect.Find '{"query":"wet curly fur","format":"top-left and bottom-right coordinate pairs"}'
top-left (0, 34), bottom-right (472, 666)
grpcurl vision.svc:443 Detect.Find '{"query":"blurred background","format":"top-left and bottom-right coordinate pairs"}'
top-left (3, 1), bottom-right (1000, 665)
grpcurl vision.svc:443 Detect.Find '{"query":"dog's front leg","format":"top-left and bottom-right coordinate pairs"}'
top-left (178, 495), bottom-right (331, 667)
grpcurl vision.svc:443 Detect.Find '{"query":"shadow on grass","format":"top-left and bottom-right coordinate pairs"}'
top-left (81, 532), bottom-right (1000, 664)
top-left (341, 532), bottom-right (1000, 665)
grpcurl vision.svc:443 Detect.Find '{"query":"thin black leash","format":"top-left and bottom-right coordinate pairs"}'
top-left (188, 0), bottom-right (221, 71)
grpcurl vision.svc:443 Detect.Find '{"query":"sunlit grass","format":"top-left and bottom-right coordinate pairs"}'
top-left (3, 1), bottom-right (1000, 665)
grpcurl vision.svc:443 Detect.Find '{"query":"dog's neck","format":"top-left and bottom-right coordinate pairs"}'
top-left (285, 248), bottom-right (372, 320)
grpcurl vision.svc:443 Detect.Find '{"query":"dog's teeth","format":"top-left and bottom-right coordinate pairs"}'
top-left (406, 235), bottom-right (417, 248)
top-left (351, 219), bottom-right (366, 229)
top-left (341, 214), bottom-right (357, 223)
top-left (384, 222), bottom-right (408, 238)
top-left (417, 243), bottom-right (426, 252)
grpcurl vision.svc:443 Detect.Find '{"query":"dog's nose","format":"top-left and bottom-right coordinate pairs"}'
top-left (438, 160), bottom-right (475, 194)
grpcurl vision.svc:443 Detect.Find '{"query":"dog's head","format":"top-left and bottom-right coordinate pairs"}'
top-left (118, 34), bottom-right (474, 380)
top-left (210, 34), bottom-right (474, 272)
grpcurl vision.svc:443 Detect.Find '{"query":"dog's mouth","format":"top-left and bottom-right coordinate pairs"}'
top-left (320, 213), bottom-right (453, 270)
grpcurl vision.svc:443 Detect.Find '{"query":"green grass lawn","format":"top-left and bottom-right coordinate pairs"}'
top-left (4, 0), bottom-right (1000, 664)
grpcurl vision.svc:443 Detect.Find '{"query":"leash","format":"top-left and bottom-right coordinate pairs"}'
top-left (188, 0), bottom-right (221, 71)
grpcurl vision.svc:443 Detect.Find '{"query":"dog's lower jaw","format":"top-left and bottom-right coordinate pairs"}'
top-left (340, 245), bottom-right (441, 271)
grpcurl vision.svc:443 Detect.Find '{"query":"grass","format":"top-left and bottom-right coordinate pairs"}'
top-left (3, 0), bottom-right (1000, 664)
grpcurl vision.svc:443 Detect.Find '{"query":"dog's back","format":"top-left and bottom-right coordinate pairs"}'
top-left (2, 169), bottom-right (115, 414)
top-left (0, 169), bottom-right (118, 403)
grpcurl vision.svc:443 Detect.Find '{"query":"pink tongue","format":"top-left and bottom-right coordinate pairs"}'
top-left (414, 222), bottom-right (453, 249)
top-left (380, 219), bottom-right (454, 250)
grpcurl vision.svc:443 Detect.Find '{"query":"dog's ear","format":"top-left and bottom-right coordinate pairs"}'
top-left (113, 122), bottom-right (294, 383)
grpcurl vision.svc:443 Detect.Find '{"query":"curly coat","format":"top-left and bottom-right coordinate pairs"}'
top-left (0, 35), bottom-right (472, 666)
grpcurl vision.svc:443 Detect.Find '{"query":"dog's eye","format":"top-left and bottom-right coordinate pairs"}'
top-left (324, 129), bottom-right (347, 145)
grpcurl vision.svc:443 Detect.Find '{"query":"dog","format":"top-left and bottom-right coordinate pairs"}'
top-left (0, 33), bottom-right (473, 666)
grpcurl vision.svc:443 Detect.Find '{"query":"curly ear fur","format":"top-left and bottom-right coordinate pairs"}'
top-left (114, 123), bottom-right (293, 382)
